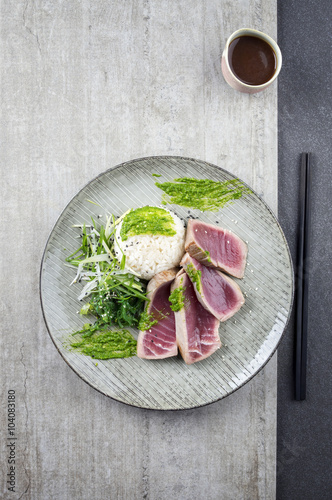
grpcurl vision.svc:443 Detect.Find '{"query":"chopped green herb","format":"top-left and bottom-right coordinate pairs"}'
top-left (169, 286), bottom-right (185, 312)
top-left (155, 177), bottom-right (251, 212)
top-left (152, 173), bottom-right (162, 177)
top-left (138, 311), bottom-right (159, 331)
top-left (138, 308), bottom-right (170, 331)
top-left (186, 263), bottom-right (202, 293)
top-left (204, 250), bottom-right (212, 263)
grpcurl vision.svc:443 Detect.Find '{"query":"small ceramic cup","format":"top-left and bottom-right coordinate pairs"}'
top-left (221, 28), bottom-right (282, 94)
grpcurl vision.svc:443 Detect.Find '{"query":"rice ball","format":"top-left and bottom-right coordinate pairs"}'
top-left (114, 207), bottom-right (185, 280)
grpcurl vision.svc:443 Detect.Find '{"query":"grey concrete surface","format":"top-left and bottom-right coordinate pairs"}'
top-left (1, 1), bottom-right (279, 499)
top-left (277, 1), bottom-right (332, 499)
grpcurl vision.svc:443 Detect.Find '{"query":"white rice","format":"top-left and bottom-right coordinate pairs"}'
top-left (114, 208), bottom-right (185, 280)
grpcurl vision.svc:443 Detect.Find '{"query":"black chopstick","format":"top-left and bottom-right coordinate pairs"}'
top-left (295, 152), bottom-right (312, 401)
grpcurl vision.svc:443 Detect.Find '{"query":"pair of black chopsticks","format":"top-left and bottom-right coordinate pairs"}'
top-left (295, 153), bottom-right (312, 401)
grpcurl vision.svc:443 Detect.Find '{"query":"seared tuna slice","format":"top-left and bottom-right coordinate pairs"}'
top-left (171, 272), bottom-right (221, 365)
top-left (180, 253), bottom-right (245, 322)
top-left (185, 219), bottom-right (247, 278)
top-left (137, 268), bottom-right (178, 359)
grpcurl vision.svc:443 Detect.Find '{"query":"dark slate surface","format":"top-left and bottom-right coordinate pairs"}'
top-left (277, 1), bottom-right (332, 499)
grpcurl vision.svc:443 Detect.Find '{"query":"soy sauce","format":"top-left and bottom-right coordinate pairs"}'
top-left (228, 35), bottom-right (277, 86)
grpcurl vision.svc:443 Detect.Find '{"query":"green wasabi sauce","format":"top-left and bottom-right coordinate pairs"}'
top-left (155, 177), bottom-right (251, 212)
top-left (186, 263), bottom-right (202, 293)
top-left (120, 206), bottom-right (176, 241)
top-left (70, 326), bottom-right (137, 360)
top-left (169, 286), bottom-right (185, 312)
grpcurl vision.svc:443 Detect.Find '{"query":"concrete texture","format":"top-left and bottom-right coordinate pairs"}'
top-left (0, 1), bottom-right (278, 499)
top-left (277, 1), bottom-right (332, 499)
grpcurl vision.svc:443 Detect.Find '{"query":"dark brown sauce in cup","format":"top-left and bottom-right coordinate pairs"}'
top-left (228, 35), bottom-right (277, 86)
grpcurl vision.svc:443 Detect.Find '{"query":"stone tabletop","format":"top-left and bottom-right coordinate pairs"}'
top-left (1, 1), bottom-right (279, 499)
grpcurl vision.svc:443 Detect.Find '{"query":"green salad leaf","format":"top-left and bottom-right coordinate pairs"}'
top-left (66, 210), bottom-right (148, 360)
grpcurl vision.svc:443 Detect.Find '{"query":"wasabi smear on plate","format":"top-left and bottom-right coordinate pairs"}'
top-left (70, 325), bottom-right (137, 360)
top-left (155, 177), bottom-right (251, 212)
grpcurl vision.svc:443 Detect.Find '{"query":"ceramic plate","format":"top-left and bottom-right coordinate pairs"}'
top-left (40, 156), bottom-right (293, 410)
